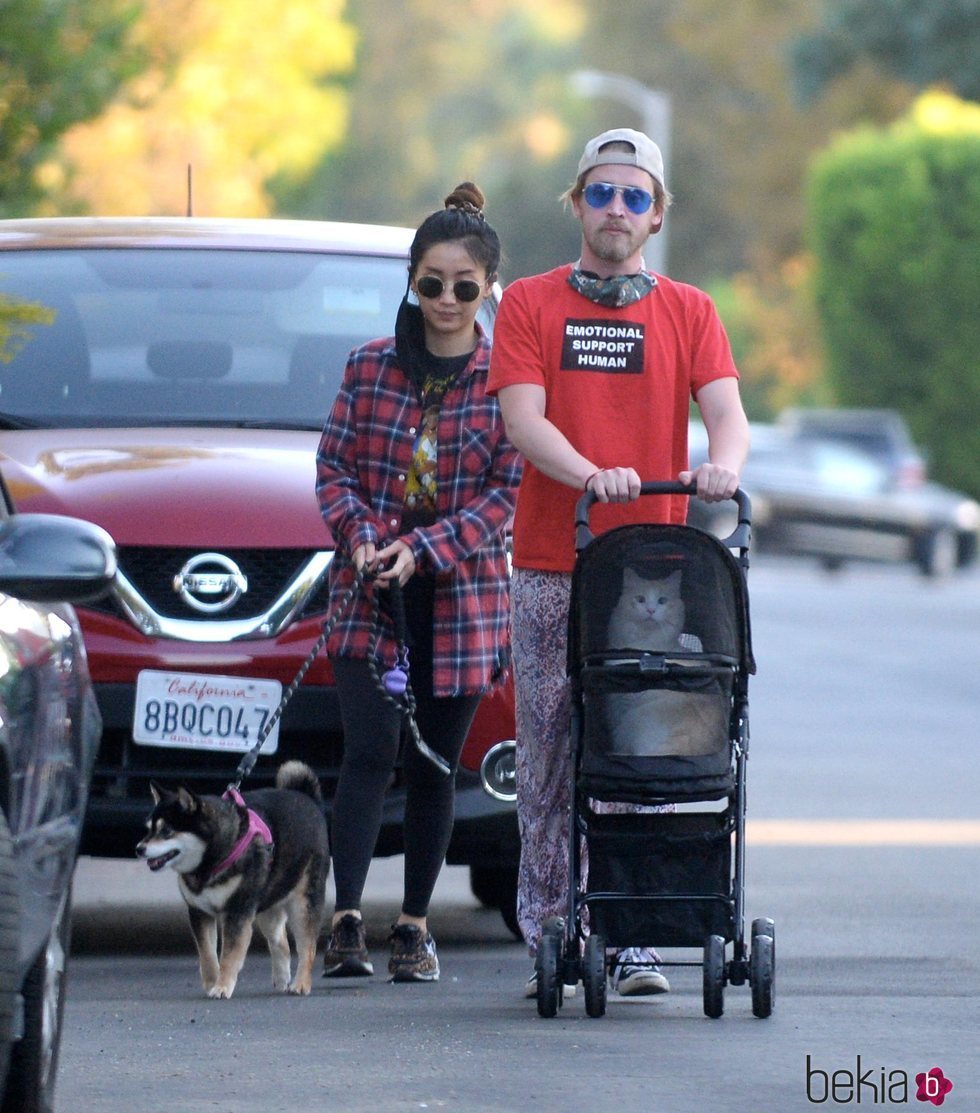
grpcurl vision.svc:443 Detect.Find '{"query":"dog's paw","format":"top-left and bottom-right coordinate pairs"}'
top-left (287, 978), bottom-right (312, 996)
top-left (207, 983), bottom-right (236, 999)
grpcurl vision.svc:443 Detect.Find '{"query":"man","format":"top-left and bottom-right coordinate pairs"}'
top-left (487, 127), bottom-right (749, 999)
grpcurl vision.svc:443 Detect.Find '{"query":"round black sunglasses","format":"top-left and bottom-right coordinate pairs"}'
top-left (416, 276), bottom-right (484, 303)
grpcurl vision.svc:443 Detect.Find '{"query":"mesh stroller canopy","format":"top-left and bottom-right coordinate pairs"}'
top-left (569, 524), bottom-right (754, 801)
top-left (570, 524), bottom-right (752, 668)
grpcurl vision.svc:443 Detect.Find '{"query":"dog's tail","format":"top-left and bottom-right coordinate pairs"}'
top-left (275, 760), bottom-right (323, 803)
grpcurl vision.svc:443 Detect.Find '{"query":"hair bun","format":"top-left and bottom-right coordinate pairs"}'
top-left (444, 181), bottom-right (486, 219)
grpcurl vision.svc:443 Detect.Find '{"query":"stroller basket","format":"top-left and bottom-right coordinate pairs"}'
top-left (585, 809), bottom-right (734, 947)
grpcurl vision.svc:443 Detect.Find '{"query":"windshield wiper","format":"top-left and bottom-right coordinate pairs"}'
top-left (0, 412), bottom-right (42, 430)
top-left (215, 419), bottom-right (324, 431)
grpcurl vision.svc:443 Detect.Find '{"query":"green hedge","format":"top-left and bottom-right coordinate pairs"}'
top-left (806, 94), bottom-right (980, 497)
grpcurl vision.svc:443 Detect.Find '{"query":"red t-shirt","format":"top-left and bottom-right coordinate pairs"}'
top-left (487, 264), bottom-right (738, 572)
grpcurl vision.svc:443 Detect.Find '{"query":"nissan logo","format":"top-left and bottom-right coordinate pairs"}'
top-left (172, 553), bottom-right (248, 614)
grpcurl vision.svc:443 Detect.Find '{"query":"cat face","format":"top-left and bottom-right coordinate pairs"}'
top-left (607, 567), bottom-right (684, 649)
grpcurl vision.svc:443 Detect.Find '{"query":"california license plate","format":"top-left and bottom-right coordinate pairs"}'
top-left (133, 670), bottom-right (282, 753)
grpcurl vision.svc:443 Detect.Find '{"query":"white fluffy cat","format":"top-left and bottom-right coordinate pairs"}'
top-left (601, 567), bottom-right (725, 757)
top-left (606, 567), bottom-right (685, 651)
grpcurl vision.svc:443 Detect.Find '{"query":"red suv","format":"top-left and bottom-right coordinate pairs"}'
top-left (0, 216), bottom-right (519, 932)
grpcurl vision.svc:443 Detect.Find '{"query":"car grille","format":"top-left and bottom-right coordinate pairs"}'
top-left (79, 544), bottom-right (408, 852)
top-left (87, 546), bottom-right (333, 623)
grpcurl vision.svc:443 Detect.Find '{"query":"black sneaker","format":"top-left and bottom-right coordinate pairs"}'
top-left (386, 923), bottom-right (440, 983)
top-left (322, 913), bottom-right (373, 977)
top-left (610, 947), bottom-right (670, 996)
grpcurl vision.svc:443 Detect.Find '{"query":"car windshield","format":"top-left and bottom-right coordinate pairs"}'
top-left (0, 248), bottom-right (493, 430)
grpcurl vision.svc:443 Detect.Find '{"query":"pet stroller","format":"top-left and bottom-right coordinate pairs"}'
top-left (534, 481), bottom-right (775, 1019)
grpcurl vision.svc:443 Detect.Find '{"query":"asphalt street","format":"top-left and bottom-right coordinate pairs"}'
top-left (60, 558), bottom-right (980, 1112)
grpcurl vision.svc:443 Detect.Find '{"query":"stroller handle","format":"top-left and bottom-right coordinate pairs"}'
top-left (574, 481), bottom-right (752, 552)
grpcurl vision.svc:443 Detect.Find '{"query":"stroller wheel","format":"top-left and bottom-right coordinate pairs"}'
top-left (703, 934), bottom-right (726, 1018)
top-left (750, 932), bottom-right (775, 1019)
top-left (536, 933), bottom-right (562, 1018)
top-left (752, 917), bottom-right (775, 942)
top-left (582, 934), bottom-right (607, 1018)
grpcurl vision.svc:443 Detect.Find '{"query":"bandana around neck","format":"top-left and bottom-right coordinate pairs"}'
top-left (567, 267), bottom-right (657, 308)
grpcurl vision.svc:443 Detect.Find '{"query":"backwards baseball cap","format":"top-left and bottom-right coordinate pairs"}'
top-left (577, 127), bottom-right (666, 193)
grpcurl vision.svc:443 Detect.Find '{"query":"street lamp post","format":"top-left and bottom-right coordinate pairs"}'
top-left (569, 69), bottom-right (672, 275)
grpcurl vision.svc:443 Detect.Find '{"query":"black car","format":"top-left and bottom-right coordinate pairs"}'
top-left (0, 500), bottom-right (115, 1113)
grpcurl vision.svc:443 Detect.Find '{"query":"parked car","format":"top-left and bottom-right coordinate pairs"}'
top-left (0, 501), bottom-right (116, 1113)
top-left (0, 217), bottom-right (520, 933)
top-left (777, 407), bottom-right (927, 490)
top-left (688, 420), bottom-right (979, 577)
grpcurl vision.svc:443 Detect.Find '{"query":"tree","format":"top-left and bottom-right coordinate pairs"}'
top-left (278, 0), bottom-right (911, 288)
top-left (807, 91), bottom-right (980, 495)
top-left (580, 0), bottom-right (914, 282)
top-left (708, 258), bottom-right (832, 421)
top-left (0, 0), bottom-right (144, 216)
top-left (271, 0), bottom-right (920, 411)
top-left (792, 0), bottom-right (980, 105)
top-left (273, 0), bottom-right (588, 285)
top-left (38, 0), bottom-right (356, 217)
top-left (0, 296), bottom-right (54, 365)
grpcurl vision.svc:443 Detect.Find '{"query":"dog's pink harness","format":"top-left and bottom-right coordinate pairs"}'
top-left (210, 787), bottom-right (273, 881)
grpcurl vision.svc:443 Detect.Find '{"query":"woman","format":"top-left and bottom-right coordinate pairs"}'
top-left (315, 183), bottom-right (521, 982)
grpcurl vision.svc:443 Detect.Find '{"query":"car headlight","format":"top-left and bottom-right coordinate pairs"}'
top-left (479, 740), bottom-right (517, 802)
top-left (954, 500), bottom-right (980, 531)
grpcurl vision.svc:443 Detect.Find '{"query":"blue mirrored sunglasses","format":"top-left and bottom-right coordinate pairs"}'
top-left (582, 182), bottom-right (654, 215)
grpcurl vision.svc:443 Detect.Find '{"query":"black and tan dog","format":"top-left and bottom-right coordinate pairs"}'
top-left (136, 761), bottom-right (329, 999)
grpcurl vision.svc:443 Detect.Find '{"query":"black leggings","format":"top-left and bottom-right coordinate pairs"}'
top-left (330, 582), bottom-right (481, 919)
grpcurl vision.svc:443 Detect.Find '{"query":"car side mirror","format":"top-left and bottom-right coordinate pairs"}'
top-left (0, 513), bottom-right (117, 603)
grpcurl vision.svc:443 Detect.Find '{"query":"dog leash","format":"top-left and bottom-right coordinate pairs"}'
top-left (227, 564), bottom-right (449, 794)
top-left (366, 578), bottom-right (451, 776)
top-left (227, 567), bottom-right (365, 793)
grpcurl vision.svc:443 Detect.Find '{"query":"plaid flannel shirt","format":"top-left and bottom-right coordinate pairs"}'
top-left (315, 328), bottom-right (522, 696)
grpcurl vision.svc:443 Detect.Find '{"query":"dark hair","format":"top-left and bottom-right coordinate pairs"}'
top-left (408, 182), bottom-right (501, 281)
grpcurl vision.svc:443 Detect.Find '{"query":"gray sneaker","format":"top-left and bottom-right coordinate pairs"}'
top-left (322, 913), bottom-right (373, 977)
top-left (524, 968), bottom-right (576, 998)
top-left (610, 948), bottom-right (670, 996)
top-left (387, 923), bottom-right (440, 983)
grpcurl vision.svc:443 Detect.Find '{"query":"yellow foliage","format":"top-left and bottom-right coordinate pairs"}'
top-left (40, 0), bottom-right (356, 217)
top-left (522, 0), bottom-right (586, 42)
top-left (465, 0), bottom-right (583, 40)
top-left (524, 114), bottom-right (568, 161)
top-left (730, 255), bottom-right (828, 414)
top-left (907, 89), bottom-right (980, 137)
top-left (0, 297), bottom-right (56, 364)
